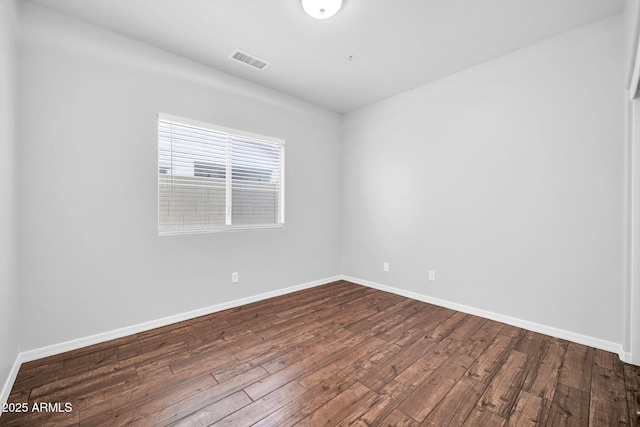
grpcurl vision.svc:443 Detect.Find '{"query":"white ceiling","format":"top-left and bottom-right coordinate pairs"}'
top-left (26, 0), bottom-right (624, 113)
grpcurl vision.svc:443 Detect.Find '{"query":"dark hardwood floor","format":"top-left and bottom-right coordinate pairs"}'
top-left (1, 280), bottom-right (639, 426)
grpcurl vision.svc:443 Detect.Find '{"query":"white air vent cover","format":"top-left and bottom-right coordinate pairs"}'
top-left (229, 50), bottom-right (270, 71)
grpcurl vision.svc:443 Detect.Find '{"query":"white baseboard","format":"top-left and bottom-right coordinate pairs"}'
top-left (0, 275), bottom-right (341, 411)
top-left (0, 355), bottom-right (22, 413)
top-left (341, 275), bottom-right (628, 361)
top-left (1, 273), bottom-right (633, 412)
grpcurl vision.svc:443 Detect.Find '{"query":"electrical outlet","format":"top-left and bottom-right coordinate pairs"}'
top-left (232, 272), bottom-right (239, 283)
top-left (383, 262), bottom-right (389, 272)
top-left (429, 270), bottom-right (436, 281)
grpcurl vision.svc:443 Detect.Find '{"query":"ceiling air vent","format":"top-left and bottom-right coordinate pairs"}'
top-left (229, 50), bottom-right (270, 71)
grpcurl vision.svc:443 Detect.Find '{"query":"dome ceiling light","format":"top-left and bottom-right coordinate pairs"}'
top-left (301, 0), bottom-right (343, 19)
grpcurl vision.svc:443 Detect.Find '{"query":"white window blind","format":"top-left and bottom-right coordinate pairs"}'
top-left (158, 114), bottom-right (284, 235)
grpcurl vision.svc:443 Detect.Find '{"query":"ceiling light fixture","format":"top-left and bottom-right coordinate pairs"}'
top-left (302, 0), bottom-right (342, 19)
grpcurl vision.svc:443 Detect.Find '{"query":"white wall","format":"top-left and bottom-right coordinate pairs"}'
top-left (625, 0), bottom-right (640, 365)
top-left (0, 0), bottom-right (19, 397)
top-left (625, 0), bottom-right (640, 88)
top-left (630, 98), bottom-right (640, 364)
top-left (342, 15), bottom-right (625, 346)
top-left (17, 2), bottom-right (342, 351)
top-left (12, 2), bottom-right (630, 361)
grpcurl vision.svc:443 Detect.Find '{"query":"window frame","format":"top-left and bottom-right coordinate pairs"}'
top-left (157, 113), bottom-right (285, 236)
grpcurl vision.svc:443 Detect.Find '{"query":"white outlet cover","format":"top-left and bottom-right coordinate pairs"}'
top-left (429, 270), bottom-right (436, 281)
top-left (383, 262), bottom-right (389, 272)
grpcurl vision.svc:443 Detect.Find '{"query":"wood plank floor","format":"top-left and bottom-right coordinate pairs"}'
top-left (1, 280), bottom-right (639, 426)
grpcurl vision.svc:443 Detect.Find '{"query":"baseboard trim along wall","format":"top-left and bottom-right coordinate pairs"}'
top-left (0, 275), bottom-right (342, 410)
top-left (0, 357), bottom-right (22, 415)
top-left (341, 275), bottom-right (630, 363)
top-left (1, 274), bottom-right (632, 412)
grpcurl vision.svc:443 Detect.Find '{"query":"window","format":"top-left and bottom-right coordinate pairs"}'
top-left (158, 114), bottom-right (285, 235)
